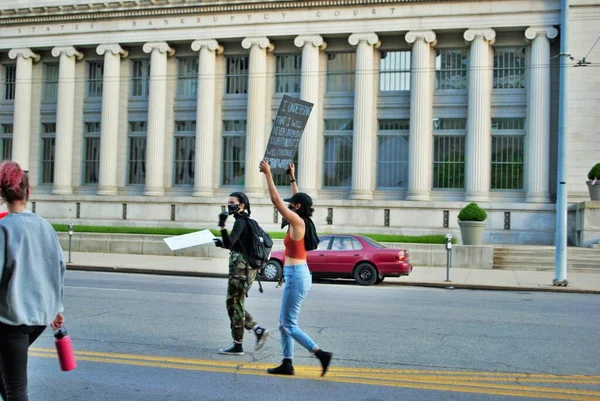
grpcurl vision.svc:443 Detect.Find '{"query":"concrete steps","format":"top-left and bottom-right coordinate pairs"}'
top-left (493, 246), bottom-right (600, 271)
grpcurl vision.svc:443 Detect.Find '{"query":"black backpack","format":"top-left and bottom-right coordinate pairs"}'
top-left (243, 219), bottom-right (273, 270)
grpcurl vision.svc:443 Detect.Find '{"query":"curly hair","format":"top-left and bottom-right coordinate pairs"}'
top-left (0, 161), bottom-right (29, 204)
top-left (297, 205), bottom-right (314, 218)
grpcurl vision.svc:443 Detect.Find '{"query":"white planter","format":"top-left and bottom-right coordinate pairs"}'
top-left (587, 181), bottom-right (600, 201)
top-left (458, 221), bottom-right (486, 245)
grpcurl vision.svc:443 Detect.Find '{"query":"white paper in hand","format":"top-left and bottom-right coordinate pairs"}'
top-left (163, 230), bottom-right (216, 251)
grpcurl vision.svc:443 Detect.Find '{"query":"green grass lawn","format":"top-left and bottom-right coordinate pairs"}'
top-left (52, 224), bottom-right (456, 244)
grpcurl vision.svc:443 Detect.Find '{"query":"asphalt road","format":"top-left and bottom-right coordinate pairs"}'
top-left (26, 271), bottom-right (600, 401)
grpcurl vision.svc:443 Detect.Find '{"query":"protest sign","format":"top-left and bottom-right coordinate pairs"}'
top-left (264, 95), bottom-right (314, 174)
top-left (163, 230), bottom-right (216, 251)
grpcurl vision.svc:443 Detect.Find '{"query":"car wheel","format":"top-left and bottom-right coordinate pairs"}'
top-left (353, 263), bottom-right (378, 286)
top-left (262, 260), bottom-right (282, 281)
top-left (375, 276), bottom-right (385, 284)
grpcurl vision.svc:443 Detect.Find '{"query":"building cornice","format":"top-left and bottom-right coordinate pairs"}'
top-left (0, 0), bottom-right (497, 25)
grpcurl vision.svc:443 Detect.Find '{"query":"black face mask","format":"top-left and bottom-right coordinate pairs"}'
top-left (281, 205), bottom-right (298, 229)
top-left (227, 204), bottom-right (240, 215)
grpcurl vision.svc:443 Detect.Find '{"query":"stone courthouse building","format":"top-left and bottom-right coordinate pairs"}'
top-left (0, 0), bottom-right (598, 244)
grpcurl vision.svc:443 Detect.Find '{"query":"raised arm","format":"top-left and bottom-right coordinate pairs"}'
top-left (287, 163), bottom-right (299, 195)
top-left (259, 160), bottom-right (303, 227)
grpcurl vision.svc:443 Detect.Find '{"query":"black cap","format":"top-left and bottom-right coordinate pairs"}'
top-left (283, 192), bottom-right (313, 208)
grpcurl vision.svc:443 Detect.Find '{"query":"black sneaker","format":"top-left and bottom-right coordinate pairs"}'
top-left (254, 327), bottom-right (269, 351)
top-left (315, 350), bottom-right (332, 376)
top-left (267, 359), bottom-right (295, 375)
top-left (219, 342), bottom-right (244, 355)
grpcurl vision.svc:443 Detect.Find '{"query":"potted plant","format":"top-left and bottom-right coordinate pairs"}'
top-left (457, 202), bottom-right (488, 245)
top-left (587, 163), bottom-right (600, 201)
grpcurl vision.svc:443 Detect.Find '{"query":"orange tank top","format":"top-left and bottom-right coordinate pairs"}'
top-left (283, 231), bottom-right (307, 260)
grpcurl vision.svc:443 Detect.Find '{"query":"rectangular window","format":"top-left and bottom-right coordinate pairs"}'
top-left (377, 119), bottom-right (409, 188)
top-left (491, 118), bottom-right (525, 190)
top-left (83, 122), bottom-right (101, 184)
top-left (174, 121), bottom-right (196, 185)
top-left (435, 49), bottom-right (468, 90)
top-left (323, 119), bottom-right (353, 187)
top-left (177, 58), bottom-right (198, 98)
top-left (131, 60), bottom-right (150, 98)
top-left (41, 123), bottom-right (56, 184)
top-left (222, 120), bottom-right (246, 186)
top-left (433, 118), bottom-right (466, 189)
top-left (275, 54), bottom-right (301, 93)
top-left (128, 121), bottom-right (147, 184)
top-left (493, 48), bottom-right (526, 89)
top-left (225, 56), bottom-right (249, 95)
top-left (380, 51), bottom-right (411, 91)
top-left (326, 52), bottom-right (356, 93)
top-left (0, 124), bottom-right (13, 161)
top-left (44, 64), bottom-right (59, 102)
top-left (4, 64), bottom-right (16, 101)
top-left (86, 61), bottom-right (103, 99)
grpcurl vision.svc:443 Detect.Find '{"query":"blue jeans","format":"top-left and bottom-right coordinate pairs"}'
top-left (279, 264), bottom-right (318, 359)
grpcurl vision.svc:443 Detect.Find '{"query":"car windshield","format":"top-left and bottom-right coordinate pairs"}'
top-left (362, 237), bottom-right (385, 248)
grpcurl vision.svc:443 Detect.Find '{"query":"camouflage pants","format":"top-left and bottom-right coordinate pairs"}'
top-left (226, 252), bottom-right (258, 342)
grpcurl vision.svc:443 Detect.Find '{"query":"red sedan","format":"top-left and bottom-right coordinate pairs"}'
top-left (262, 234), bottom-right (413, 286)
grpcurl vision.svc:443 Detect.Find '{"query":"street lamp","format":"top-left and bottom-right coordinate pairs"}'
top-left (67, 222), bottom-right (74, 263)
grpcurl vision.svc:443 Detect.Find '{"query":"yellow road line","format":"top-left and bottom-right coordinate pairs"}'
top-left (29, 347), bottom-right (600, 380)
top-left (30, 350), bottom-right (600, 401)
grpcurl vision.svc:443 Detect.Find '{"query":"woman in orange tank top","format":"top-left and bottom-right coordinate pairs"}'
top-left (259, 160), bottom-right (333, 376)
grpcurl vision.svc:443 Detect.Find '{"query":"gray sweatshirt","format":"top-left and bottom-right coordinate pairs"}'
top-left (0, 211), bottom-right (65, 326)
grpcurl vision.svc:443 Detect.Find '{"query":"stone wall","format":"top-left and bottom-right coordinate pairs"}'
top-left (58, 232), bottom-right (494, 269)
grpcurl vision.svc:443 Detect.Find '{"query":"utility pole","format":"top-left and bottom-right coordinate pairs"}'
top-left (554, 0), bottom-right (569, 287)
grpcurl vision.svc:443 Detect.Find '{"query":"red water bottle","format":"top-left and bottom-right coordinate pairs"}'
top-left (54, 328), bottom-right (77, 371)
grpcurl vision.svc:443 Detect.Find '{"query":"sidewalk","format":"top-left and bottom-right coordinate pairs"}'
top-left (64, 251), bottom-right (600, 294)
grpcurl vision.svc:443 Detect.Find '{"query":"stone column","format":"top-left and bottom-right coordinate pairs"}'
top-left (191, 40), bottom-right (223, 197)
top-left (464, 29), bottom-right (496, 202)
top-left (51, 46), bottom-right (83, 194)
top-left (241, 37), bottom-right (273, 196)
top-left (96, 44), bottom-right (128, 195)
top-left (142, 42), bottom-right (175, 196)
top-left (294, 35), bottom-right (326, 197)
top-left (525, 26), bottom-right (558, 203)
top-left (8, 48), bottom-right (40, 170)
top-left (405, 31), bottom-right (437, 201)
top-left (348, 33), bottom-right (380, 200)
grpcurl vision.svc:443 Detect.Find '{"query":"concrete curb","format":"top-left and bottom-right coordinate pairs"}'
top-left (67, 265), bottom-right (600, 295)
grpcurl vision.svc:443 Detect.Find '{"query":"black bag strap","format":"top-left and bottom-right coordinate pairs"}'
top-left (237, 219), bottom-right (264, 294)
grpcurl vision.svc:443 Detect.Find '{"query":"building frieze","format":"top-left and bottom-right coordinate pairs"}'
top-left (0, 0), bottom-right (553, 26)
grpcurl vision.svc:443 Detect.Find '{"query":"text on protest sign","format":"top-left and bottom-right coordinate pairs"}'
top-left (264, 95), bottom-right (314, 174)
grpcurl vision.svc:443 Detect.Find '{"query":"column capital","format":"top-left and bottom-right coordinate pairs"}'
top-left (96, 44), bottom-right (129, 58)
top-left (8, 48), bottom-right (40, 62)
top-left (191, 39), bottom-right (224, 54)
top-left (142, 42), bottom-right (175, 56)
top-left (242, 37), bottom-right (274, 52)
top-left (349, 33), bottom-right (380, 48)
top-left (405, 30), bottom-right (437, 46)
top-left (525, 26), bottom-right (559, 42)
top-left (51, 46), bottom-right (83, 60)
top-left (294, 35), bottom-right (327, 50)
top-left (464, 28), bottom-right (496, 44)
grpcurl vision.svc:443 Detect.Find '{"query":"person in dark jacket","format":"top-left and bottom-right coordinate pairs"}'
top-left (214, 192), bottom-right (269, 355)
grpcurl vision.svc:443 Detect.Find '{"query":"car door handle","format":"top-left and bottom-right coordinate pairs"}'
top-left (319, 254), bottom-right (325, 256)
top-left (353, 254), bottom-right (359, 256)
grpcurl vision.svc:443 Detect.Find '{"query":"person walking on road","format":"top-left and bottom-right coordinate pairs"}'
top-left (259, 161), bottom-right (333, 376)
top-left (0, 161), bottom-right (66, 401)
top-left (214, 191), bottom-right (269, 355)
